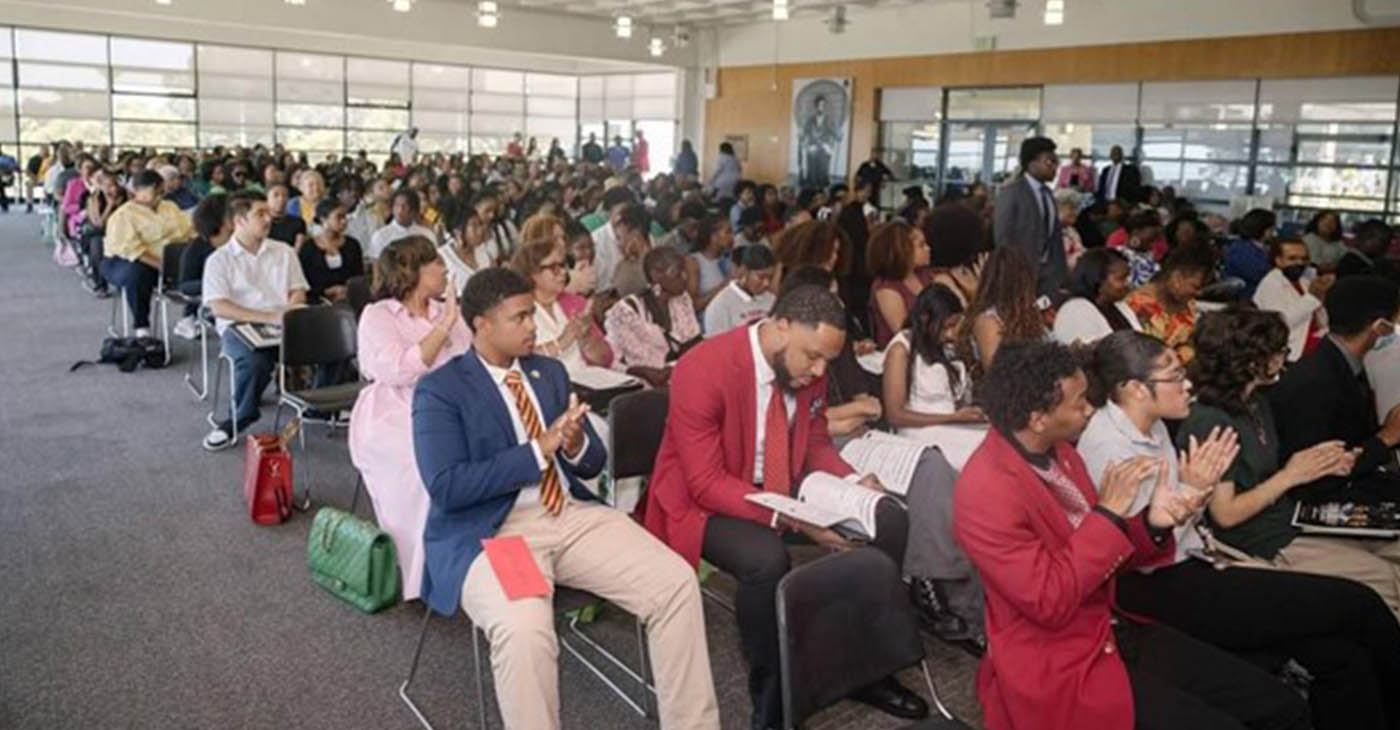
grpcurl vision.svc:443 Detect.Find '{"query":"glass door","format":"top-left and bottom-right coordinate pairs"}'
top-left (942, 120), bottom-right (1038, 196)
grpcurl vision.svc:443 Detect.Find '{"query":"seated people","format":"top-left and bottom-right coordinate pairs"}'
top-left (1182, 306), bottom-right (1400, 617)
top-left (347, 177), bottom-right (391, 249)
top-left (81, 168), bottom-right (127, 296)
top-left (200, 192), bottom-right (309, 451)
top-left (439, 209), bottom-right (491, 293)
top-left (1124, 241), bottom-right (1216, 364)
top-left (867, 220), bottom-right (933, 348)
top-left (606, 203), bottom-right (653, 299)
top-left (1052, 248), bottom-right (1140, 345)
top-left (644, 285), bottom-right (929, 730)
top-left (1252, 236), bottom-right (1333, 361)
top-left (1223, 208), bottom-right (1277, 298)
top-left (411, 268), bottom-right (719, 730)
top-left (101, 169), bottom-right (196, 338)
top-left (298, 198), bottom-right (364, 303)
top-left (173, 193), bottom-right (232, 340)
top-left (1114, 210), bottom-right (1163, 288)
top-left (350, 236), bottom-right (471, 602)
top-left (604, 246), bottom-right (701, 387)
top-left (955, 339), bottom-right (1308, 730)
top-left (702, 245), bottom-right (776, 337)
top-left (1336, 219), bottom-right (1392, 278)
top-left (686, 213), bottom-right (735, 312)
top-left (589, 186), bottom-right (638, 292)
top-left (771, 219), bottom-right (846, 284)
top-left (369, 188), bottom-right (436, 261)
top-left (920, 202), bottom-right (984, 309)
top-left (509, 237), bottom-right (612, 375)
top-left (1270, 275), bottom-right (1400, 504)
top-left (733, 206), bottom-right (770, 249)
top-left (1079, 329), bottom-right (1400, 728)
top-left (957, 246), bottom-right (1047, 375)
top-left (1302, 209), bottom-right (1346, 272)
top-left (882, 285), bottom-right (988, 470)
top-left (266, 183), bottom-right (308, 251)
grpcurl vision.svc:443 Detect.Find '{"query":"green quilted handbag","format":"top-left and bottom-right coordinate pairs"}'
top-left (307, 507), bottom-right (400, 613)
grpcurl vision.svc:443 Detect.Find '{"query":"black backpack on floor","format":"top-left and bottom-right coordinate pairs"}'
top-left (70, 336), bottom-right (168, 373)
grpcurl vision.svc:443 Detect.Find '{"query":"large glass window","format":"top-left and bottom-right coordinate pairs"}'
top-left (276, 51), bottom-right (344, 158)
top-left (346, 57), bottom-right (409, 164)
top-left (578, 72), bottom-right (680, 175)
top-left (411, 62), bottom-right (469, 155)
top-left (526, 73), bottom-right (577, 157)
top-left (197, 44), bottom-right (274, 148)
top-left (14, 29), bottom-right (110, 156)
top-left (471, 68), bottom-right (523, 156)
top-left (110, 36), bottom-right (194, 150)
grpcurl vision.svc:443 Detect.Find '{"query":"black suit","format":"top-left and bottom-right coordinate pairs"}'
top-left (1096, 162), bottom-right (1142, 203)
top-left (1268, 337), bottom-right (1394, 503)
top-left (1335, 250), bottom-right (1375, 279)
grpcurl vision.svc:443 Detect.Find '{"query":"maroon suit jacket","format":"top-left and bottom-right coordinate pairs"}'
top-left (954, 428), bottom-right (1174, 730)
top-left (644, 325), bottom-right (854, 567)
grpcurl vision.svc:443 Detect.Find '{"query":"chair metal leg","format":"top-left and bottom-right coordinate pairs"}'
top-left (919, 659), bottom-right (955, 721)
top-left (701, 586), bottom-right (736, 615)
top-left (472, 624), bottom-right (489, 730)
top-left (108, 287), bottom-right (130, 338)
top-left (558, 612), bottom-right (656, 718)
top-left (399, 607), bottom-right (439, 730)
top-left (158, 292), bottom-right (172, 365)
top-left (185, 322), bottom-right (209, 400)
top-left (207, 353), bottom-right (239, 440)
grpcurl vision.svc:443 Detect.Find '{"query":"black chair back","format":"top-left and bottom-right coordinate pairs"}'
top-left (777, 548), bottom-right (926, 728)
top-left (605, 388), bottom-right (669, 481)
top-left (161, 242), bottom-right (188, 288)
top-left (346, 275), bottom-right (372, 323)
top-left (281, 306), bottom-right (358, 368)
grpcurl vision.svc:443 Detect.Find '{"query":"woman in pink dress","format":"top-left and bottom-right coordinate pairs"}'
top-left (349, 235), bottom-right (471, 601)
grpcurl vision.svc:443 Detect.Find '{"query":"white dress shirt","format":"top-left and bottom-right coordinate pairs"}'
top-left (1252, 268), bottom-right (1325, 362)
top-left (748, 321), bottom-right (796, 483)
top-left (368, 220), bottom-right (437, 261)
top-left (1052, 298), bottom-right (1142, 345)
top-left (201, 235), bottom-right (308, 335)
top-left (477, 353), bottom-right (589, 508)
top-left (591, 222), bottom-right (622, 293)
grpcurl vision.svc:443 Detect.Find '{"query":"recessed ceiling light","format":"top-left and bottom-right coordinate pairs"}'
top-left (391, 0), bottom-right (412, 12)
top-left (773, 0), bottom-right (789, 21)
top-left (615, 15), bottom-right (633, 39)
top-left (648, 37), bottom-right (665, 56)
top-left (1043, 0), bottom-right (1064, 25)
top-left (478, 0), bottom-right (499, 26)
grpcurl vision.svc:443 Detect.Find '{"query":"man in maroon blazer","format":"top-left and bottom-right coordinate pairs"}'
top-left (644, 285), bottom-right (926, 730)
top-left (954, 340), bottom-right (1308, 730)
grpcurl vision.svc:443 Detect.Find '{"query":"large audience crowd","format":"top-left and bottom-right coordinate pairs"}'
top-left (16, 131), bottom-right (1400, 730)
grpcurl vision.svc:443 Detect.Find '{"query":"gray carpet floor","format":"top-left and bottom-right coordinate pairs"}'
top-left (0, 210), bottom-right (982, 730)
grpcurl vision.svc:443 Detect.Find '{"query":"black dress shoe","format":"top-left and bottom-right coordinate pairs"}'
top-left (850, 676), bottom-right (929, 720)
top-left (909, 576), bottom-right (970, 640)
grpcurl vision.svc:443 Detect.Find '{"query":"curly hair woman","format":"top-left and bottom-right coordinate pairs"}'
top-left (1182, 304), bottom-right (1400, 622)
top-left (957, 246), bottom-right (1045, 374)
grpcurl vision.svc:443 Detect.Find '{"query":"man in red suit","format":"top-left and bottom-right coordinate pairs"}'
top-left (954, 340), bottom-right (1310, 730)
top-left (645, 285), bottom-right (927, 730)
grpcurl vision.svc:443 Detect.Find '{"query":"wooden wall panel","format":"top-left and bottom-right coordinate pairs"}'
top-left (703, 27), bottom-right (1400, 185)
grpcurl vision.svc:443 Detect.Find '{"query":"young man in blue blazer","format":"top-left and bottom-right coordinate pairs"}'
top-left (412, 267), bottom-right (718, 730)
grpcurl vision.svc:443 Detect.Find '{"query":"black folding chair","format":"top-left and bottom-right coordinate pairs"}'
top-left (272, 306), bottom-right (364, 508)
top-left (346, 275), bottom-right (372, 323)
top-left (777, 548), bottom-right (972, 730)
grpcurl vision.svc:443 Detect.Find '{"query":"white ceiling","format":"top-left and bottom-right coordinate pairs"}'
top-left (495, 0), bottom-right (933, 28)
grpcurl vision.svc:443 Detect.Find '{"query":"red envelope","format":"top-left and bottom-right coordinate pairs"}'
top-left (481, 536), bottom-right (551, 601)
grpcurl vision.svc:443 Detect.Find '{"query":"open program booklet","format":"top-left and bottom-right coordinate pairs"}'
top-left (745, 472), bottom-right (893, 540)
top-left (837, 431), bottom-right (927, 496)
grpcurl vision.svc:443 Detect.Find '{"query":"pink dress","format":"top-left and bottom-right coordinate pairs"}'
top-left (348, 298), bottom-right (471, 601)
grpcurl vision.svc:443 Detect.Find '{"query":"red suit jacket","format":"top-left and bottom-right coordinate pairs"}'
top-left (954, 429), bottom-right (1174, 730)
top-left (644, 325), bottom-right (854, 567)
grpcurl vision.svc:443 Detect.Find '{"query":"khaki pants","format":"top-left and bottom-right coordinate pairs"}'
top-left (1275, 535), bottom-right (1400, 620)
top-left (461, 500), bottom-right (719, 730)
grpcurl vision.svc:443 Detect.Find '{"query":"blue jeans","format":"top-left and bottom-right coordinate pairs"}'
top-left (100, 257), bottom-right (158, 328)
top-left (220, 329), bottom-right (276, 430)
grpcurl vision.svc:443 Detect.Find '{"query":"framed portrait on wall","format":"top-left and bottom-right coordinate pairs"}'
top-left (723, 134), bottom-right (749, 162)
top-left (789, 77), bottom-right (852, 188)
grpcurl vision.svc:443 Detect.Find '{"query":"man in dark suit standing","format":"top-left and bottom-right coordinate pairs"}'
top-left (1271, 275), bottom-right (1400, 504)
top-left (413, 268), bottom-right (719, 730)
top-left (994, 136), bottom-right (1066, 297)
top-left (1096, 144), bottom-right (1142, 204)
top-left (644, 285), bottom-right (925, 730)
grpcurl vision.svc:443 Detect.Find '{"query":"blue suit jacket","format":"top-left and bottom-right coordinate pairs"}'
top-left (412, 350), bottom-right (606, 616)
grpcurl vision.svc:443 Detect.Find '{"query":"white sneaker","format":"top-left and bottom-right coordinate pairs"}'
top-left (173, 316), bottom-right (199, 340)
top-left (134, 327), bottom-right (152, 338)
top-left (202, 426), bottom-right (235, 452)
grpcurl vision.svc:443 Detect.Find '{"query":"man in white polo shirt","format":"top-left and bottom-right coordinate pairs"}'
top-left (200, 191), bottom-right (309, 451)
top-left (367, 187), bottom-right (436, 261)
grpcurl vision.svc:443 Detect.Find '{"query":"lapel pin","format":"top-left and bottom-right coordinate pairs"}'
top-left (530, 369), bottom-right (540, 379)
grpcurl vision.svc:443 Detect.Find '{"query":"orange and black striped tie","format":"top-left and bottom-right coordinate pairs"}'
top-left (504, 370), bottom-right (564, 515)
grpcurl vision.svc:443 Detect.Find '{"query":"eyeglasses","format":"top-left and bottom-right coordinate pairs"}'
top-left (538, 262), bottom-right (567, 274)
top-left (1146, 371), bottom-right (1188, 385)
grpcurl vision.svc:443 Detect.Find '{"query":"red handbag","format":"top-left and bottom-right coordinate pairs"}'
top-left (242, 427), bottom-right (295, 525)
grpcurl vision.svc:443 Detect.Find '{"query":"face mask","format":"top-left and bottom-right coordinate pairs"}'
top-left (1374, 322), bottom-right (1398, 352)
top-left (1281, 264), bottom-right (1306, 281)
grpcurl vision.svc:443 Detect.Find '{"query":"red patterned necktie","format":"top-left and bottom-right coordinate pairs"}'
top-left (762, 387), bottom-right (791, 496)
top-left (504, 370), bottom-right (564, 515)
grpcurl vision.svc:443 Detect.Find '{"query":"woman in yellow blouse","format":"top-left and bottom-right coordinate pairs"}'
top-left (102, 169), bottom-right (194, 336)
top-left (286, 170), bottom-right (325, 231)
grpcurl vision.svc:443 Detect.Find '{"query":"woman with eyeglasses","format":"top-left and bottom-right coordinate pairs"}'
top-left (509, 236), bottom-right (611, 374)
top-left (1078, 326), bottom-right (1400, 729)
